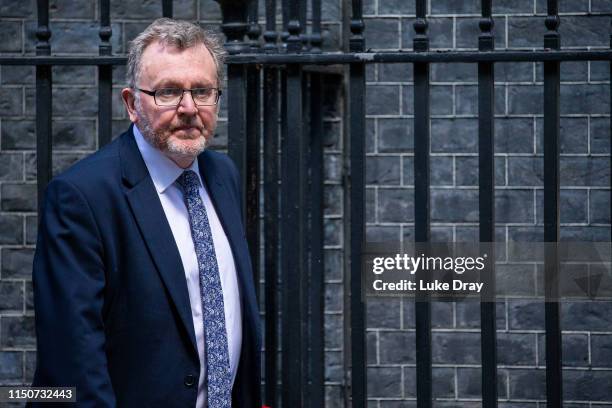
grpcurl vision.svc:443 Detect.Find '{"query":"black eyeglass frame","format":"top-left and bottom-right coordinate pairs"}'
top-left (136, 87), bottom-right (222, 107)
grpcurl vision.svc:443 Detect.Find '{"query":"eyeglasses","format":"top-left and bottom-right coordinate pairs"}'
top-left (136, 87), bottom-right (222, 107)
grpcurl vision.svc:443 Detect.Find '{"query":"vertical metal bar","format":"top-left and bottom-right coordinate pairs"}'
top-left (98, 0), bottom-right (112, 148)
top-left (162, 0), bottom-right (173, 18)
top-left (311, 0), bottom-right (322, 53)
top-left (36, 0), bottom-right (52, 213)
top-left (301, 72), bottom-right (311, 408)
top-left (282, 2), bottom-right (304, 405)
top-left (263, 0), bottom-right (279, 405)
top-left (246, 0), bottom-right (262, 300)
top-left (478, 1), bottom-right (497, 407)
top-left (349, 0), bottom-right (366, 406)
top-left (217, 0), bottom-right (250, 219)
top-left (543, 1), bottom-right (562, 407)
top-left (609, 19), bottom-right (611, 244)
top-left (281, 0), bottom-right (290, 48)
top-left (413, 1), bottom-right (432, 407)
top-left (309, 72), bottom-right (325, 408)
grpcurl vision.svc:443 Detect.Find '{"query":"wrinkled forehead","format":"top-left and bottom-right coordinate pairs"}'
top-left (138, 41), bottom-right (217, 86)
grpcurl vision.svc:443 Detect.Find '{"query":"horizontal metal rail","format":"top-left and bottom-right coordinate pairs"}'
top-left (2, 49), bottom-right (612, 66)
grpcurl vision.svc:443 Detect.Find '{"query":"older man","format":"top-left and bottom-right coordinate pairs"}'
top-left (31, 19), bottom-right (260, 408)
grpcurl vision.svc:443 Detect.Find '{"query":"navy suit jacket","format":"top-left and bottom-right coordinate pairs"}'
top-left (31, 127), bottom-right (261, 407)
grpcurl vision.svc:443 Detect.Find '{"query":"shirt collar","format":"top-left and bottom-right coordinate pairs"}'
top-left (133, 125), bottom-right (202, 194)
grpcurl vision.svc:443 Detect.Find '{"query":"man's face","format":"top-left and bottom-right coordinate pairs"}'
top-left (123, 41), bottom-right (219, 167)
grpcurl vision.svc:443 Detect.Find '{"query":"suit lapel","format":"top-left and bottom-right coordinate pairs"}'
top-left (119, 131), bottom-right (198, 356)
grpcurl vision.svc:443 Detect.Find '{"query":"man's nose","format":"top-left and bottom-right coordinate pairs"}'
top-left (177, 91), bottom-right (198, 114)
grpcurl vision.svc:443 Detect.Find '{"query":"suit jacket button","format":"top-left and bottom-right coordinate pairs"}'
top-left (184, 374), bottom-right (196, 388)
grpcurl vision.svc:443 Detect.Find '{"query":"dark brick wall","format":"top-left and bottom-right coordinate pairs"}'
top-left (1, 0), bottom-right (611, 407)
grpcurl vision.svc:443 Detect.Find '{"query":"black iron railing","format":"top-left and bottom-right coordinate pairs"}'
top-left (1, 0), bottom-right (611, 407)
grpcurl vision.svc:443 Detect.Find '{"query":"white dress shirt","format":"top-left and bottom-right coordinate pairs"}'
top-left (134, 126), bottom-right (242, 408)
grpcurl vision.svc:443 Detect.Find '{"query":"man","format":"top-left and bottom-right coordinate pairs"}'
top-left (31, 18), bottom-right (261, 408)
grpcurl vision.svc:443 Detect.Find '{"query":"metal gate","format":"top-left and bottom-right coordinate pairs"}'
top-left (1, 0), bottom-right (611, 407)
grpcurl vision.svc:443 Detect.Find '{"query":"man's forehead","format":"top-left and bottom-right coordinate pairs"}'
top-left (139, 40), bottom-right (216, 84)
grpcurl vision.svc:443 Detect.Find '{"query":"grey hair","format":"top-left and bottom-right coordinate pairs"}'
top-left (126, 18), bottom-right (226, 89)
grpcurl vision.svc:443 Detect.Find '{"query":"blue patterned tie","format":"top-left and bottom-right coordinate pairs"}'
top-left (177, 170), bottom-right (232, 408)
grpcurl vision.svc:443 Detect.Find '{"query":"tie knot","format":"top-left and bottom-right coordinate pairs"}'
top-left (176, 170), bottom-right (200, 195)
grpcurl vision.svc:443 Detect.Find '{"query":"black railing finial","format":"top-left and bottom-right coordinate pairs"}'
top-left (413, 0), bottom-right (428, 52)
top-left (478, 0), bottom-right (494, 51)
top-left (216, 0), bottom-right (250, 54)
top-left (248, 0), bottom-right (262, 52)
top-left (545, 0), bottom-right (560, 50)
top-left (99, 0), bottom-right (112, 56)
top-left (263, 0), bottom-right (278, 53)
top-left (350, 0), bottom-right (365, 52)
top-left (286, 0), bottom-right (302, 53)
top-left (310, 0), bottom-right (322, 53)
top-left (36, 0), bottom-right (51, 55)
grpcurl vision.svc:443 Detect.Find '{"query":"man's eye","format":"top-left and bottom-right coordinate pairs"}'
top-left (158, 89), bottom-right (180, 97)
top-left (193, 89), bottom-right (212, 98)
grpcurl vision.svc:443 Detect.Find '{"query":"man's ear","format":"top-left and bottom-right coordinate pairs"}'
top-left (121, 88), bottom-right (139, 123)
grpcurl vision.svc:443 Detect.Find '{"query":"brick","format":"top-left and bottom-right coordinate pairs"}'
top-left (367, 366), bottom-right (401, 398)
top-left (174, 0), bottom-right (198, 20)
top-left (590, 60), bottom-right (609, 81)
top-left (378, 0), bottom-right (415, 14)
top-left (325, 386), bottom-right (343, 406)
top-left (535, 61), bottom-right (588, 82)
top-left (508, 156), bottom-right (541, 186)
top-left (454, 84), bottom-right (505, 115)
top-left (0, 281), bottom-right (23, 313)
top-left (378, 118), bottom-right (414, 153)
top-left (324, 350), bottom-right (344, 382)
top-left (432, 332), bottom-right (481, 364)
top-left (1, 66), bottom-right (34, 85)
top-left (1, 248), bottom-right (34, 279)
top-left (366, 187), bottom-right (376, 223)
top-left (199, 0), bottom-right (222, 21)
top-left (535, 117), bottom-right (590, 154)
top-left (366, 119), bottom-right (376, 154)
top-left (508, 85), bottom-right (543, 115)
top-left (402, 298), bottom-right (414, 329)
top-left (562, 301), bottom-right (612, 331)
top-left (0, 316), bottom-right (35, 347)
top-left (52, 87), bottom-right (98, 117)
top-left (25, 152), bottom-right (87, 180)
top-left (378, 188), bottom-right (414, 223)
top-left (508, 369), bottom-right (546, 400)
top-left (0, 0), bottom-right (34, 17)
top-left (430, 156), bottom-right (453, 186)
top-left (507, 17), bottom-right (546, 48)
top-left (431, 189), bottom-right (478, 222)
top-left (508, 299), bottom-right (544, 330)
top-left (455, 300), bottom-right (506, 329)
top-left (367, 331), bottom-right (377, 365)
top-left (379, 64), bottom-right (412, 83)
top-left (431, 0), bottom-right (479, 14)
top-left (455, 156), bottom-right (505, 186)
top-left (401, 18), bottom-right (454, 50)
top-left (324, 314), bottom-right (342, 349)
top-left (110, 0), bottom-right (161, 19)
top-left (494, 0), bottom-right (534, 13)
top-left (25, 351), bottom-right (36, 383)
top-left (366, 85), bottom-right (400, 115)
top-left (324, 219), bottom-right (342, 246)
top-left (0, 214), bottom-right (23, 244)
top-left (366, 226), bottom-right (401, 242)
top-left (321, 24), bottom-right (342, 53)
top-left (507, 225), bottom-right (544, 242)
top-left (496, 189), bottom-right (534, 223)
top-left (0, 21), bottom-right (22, 53)
top-left (536, 0), bottom-right (589, 12)
top-left (366, 155), bottom-right (401, 185)
top-left (324, 120), bottom-right (341, 148)
top-left (455, 17), bottom-right (507, 49)
top-left (432, 367), bottom-right (455, 398)
top-left (560, 226), bottom-right (610, 241)
top-left (0, 351), bottom-right (23, 383)
top-left (0, 153), bottom-right (23, 181)
top-left (590, 190), bottom-right (611, 224)
top-left (497, 332), bottom-right (536, 365)
top-left (1, 183), bottom-right (36, 212)
top-left (536, 189), bottom-right (588, 224)
top-left (52, 66), bottom-right (97, 86)
top-left (561, 157), bottom-right (610, 187)
top-left (403, 85), bottom-right (454, 116)
top-left (25, 22), bottom-right (123, 54)
top-left (431, 119), bottom-right (478, 153)
top-left (431, 63), bottom-right (477, 82)
top-left (497, 263), bottom-right (537, 297)
top-left (456, 367), bottom-right (507, 399)
top-left (324, 249), bottom-right (342, 281)
top-left (324, 185), bottom-right (343, 217)
top-left (537, 333), bottom-right (588, 367)
top-left (590, 117), bottom-right (610, 154)
top-left (495, 118), bottom-right (534, 154)
top-left (379, 331), bottom-right (415, 364)
top-left (53, 120), bottom-right (96, 150)
top-left (324, 283), bottom-right (343, 313)
top-left (364, 18), bottom-right (400, 50)
top-left (25, 281), bottom-right (33, 312)
top-left (430, 226), bottom-right (453, 243)
top-left (496, 62), bottom-right (534, 83)
top-left (367, 297), bottom-right (401, 329)
top-left (1, 120), bottom-right (35, 150)
top-left (564, 370), bottom-right (612, 401)
top-left (0, 87), bottom-right (23, 117)
top-left (49, 0), bottom-right (95, 18)
top-left (560, 84), bottom-right (610, 115)
top-left (591, 334), bottom-right (612, 368)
